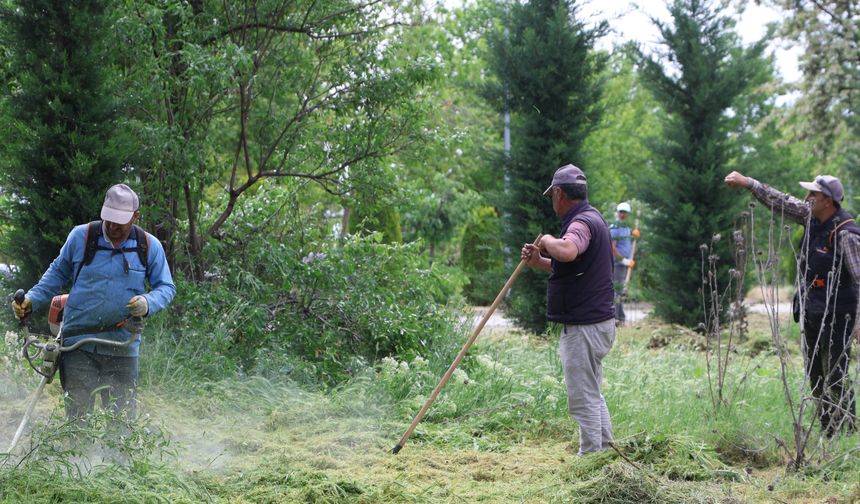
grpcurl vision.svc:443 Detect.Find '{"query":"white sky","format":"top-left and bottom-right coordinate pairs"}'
top-left (578, 0), bottom-right (802, 83)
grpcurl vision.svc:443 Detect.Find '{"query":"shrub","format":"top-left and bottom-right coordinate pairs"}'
top-left (159, 232), bottom-right (465, 384)
top-left (260, 235), bottom-right (463, 382)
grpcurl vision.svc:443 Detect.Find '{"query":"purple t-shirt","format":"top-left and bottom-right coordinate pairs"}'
top-left (562, 220), bottom-right (591, 254)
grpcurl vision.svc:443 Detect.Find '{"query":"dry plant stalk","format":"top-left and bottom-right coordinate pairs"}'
top-left (746, 201), bottom-right (857, 471)
top-left (700, 225), bottom-right (749, 414)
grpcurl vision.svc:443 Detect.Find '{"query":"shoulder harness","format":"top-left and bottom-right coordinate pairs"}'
top-left (74, 220), bottom-right (149, 285)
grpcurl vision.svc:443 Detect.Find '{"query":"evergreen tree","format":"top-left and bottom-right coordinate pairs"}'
top-left (1, 0), bottom-right (123, 284)
top-left (461, 206), bottom-right (505, 304)
top-left (636, 0), bottom-right (770, 326)
top-left (484, 0), bottom-right (607, 333)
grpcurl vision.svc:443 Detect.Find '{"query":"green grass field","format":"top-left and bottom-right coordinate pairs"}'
top-left (2, 310), bottom-right (859, 503)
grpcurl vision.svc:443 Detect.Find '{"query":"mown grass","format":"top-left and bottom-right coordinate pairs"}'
top-left (2, 311), bottom-right (860, 503)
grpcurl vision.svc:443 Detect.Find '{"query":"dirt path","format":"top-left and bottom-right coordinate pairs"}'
top-left (472, 300), bottom-right (791, 329)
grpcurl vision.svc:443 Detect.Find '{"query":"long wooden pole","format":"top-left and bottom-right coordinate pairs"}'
top-left (623, 216), bottom-right (640, 287)
top-left (392, 234), bottom-right (541, 454)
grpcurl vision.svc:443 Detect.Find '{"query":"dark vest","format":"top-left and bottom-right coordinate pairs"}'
top-left (546, 201), bottom-right (615, 325)
top-left (800, 208), bottom-right (860, 315)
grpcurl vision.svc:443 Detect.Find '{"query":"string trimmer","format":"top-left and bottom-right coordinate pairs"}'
top-left (6, 289), bottom-right (142, 453)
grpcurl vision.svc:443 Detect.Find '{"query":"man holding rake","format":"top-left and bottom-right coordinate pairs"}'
top-left (521, 164), bottom-right (616, 455)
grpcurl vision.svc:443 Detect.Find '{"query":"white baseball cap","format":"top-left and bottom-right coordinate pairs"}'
top-left (617, 202), bottom-right (631, 213)
top-left (101, 184), bottom-right (139, 224)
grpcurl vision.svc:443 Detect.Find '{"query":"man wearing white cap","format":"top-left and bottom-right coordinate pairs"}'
top-left (725, 171), bottom-right (859, 436)
top-left (11, 184), bottom-right (176, 419)
top-left (609, 202), bottom-right (639, 326)
top-left (521, 164), bottom-right (616, 455)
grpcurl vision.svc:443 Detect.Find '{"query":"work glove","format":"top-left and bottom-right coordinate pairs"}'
top-left (11, 296), bottom-right (32, 321)
top-left (126, 295), bottom-right (148, 317)
top-left (125, 316), bottom-right (145, 334)
top-left (632, 228), bottom-right (641, 239)
top-left (621, 258), bottom-right (635, 269)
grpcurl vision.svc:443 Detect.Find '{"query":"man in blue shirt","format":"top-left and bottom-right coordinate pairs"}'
top-left (12, 184), bottom-right (176, 419)
top-left (609, 202), bottom-right (636, 326)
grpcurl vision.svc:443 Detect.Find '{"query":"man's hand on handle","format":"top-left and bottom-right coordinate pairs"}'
top-left (11, 296), bottom-right (31, 321)
top-left (127, 295), bottom-right (148, 317)
top-left (521, 242), bottom-right (542, 268)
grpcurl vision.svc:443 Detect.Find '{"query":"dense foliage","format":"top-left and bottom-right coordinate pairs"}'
top-left (483, 0), bottom-right (608, 333)
top-left (460, 206), bottom-right (505, 305)
top-left (107, 0), bottom-right (439, 279)
top-left (152, 227), bottom-right (464, 384)
top-left (0, 0), bottom-right (124, 284)
top-left (346, 202), bottom-right (403, 244)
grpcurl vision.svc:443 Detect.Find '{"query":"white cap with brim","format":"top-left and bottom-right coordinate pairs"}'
top-left (799, 175), bottom-right (844, 203)
top-left (543, 164), bottom-right (587, 195)
top-left (101, 183), bottom-right (140, 225)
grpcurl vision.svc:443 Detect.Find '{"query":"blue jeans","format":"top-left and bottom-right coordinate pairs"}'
top-left (58, 349), bottom-right (138, 419)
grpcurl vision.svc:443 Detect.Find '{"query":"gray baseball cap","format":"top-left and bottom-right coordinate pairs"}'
top-left (543, 164), bottom-right (587, 195)
top-left (101, 184), bottom-right (140, 224)
top-left (800, 175), bottom-right (844, 203)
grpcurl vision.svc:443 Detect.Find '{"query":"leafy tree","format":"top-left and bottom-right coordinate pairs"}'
top-left (113, 0), bottom-right (438, 280)
top-left (0, 0), bottom-right (124, 284)
top-left (484, 0), bottom-right (608, 333)
top-left (636, 0), bottom-right (771, 326)
top-left (392, 3), bottom-right (496, 264)
top-left (755, 0), bottom-right (860, 162)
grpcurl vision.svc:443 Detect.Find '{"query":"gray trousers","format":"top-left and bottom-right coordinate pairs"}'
top-left (559, 319), bottom-right (615, 454)
top-left (59, 349), bottom-right (139, 419)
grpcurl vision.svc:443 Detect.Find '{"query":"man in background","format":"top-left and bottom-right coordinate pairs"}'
top-left (610, 202), bottom-right (638, 326)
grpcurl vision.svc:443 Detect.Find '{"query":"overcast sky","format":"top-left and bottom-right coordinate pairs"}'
top-left (578, 0), bottom-right (802, 83)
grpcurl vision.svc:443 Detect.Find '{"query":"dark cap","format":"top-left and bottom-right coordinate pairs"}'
top-left (799, 175), bottom-right (844, 203)
top-left (543, 164), bottom-right (587, 195)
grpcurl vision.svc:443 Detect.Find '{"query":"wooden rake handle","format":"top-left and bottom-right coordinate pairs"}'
top-left (392, 234), bottom-right (542, 454)
top-left (623, 217), bottom-right (640, 287)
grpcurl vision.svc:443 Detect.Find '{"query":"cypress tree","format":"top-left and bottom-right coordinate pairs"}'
top-left (484, 0), bottom-right (607, 333)
top-left (461, 206), bottom-right (505, 305)
top-left (1, 0), bottom-right (123, 285)
top-left (636, 0), bottom-right (769, 326)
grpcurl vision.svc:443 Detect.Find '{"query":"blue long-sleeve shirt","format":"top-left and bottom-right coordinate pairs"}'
top-left (609, 220), bottom-right (632, 260)
top-left (27, 222), bottom-right (176, 357)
